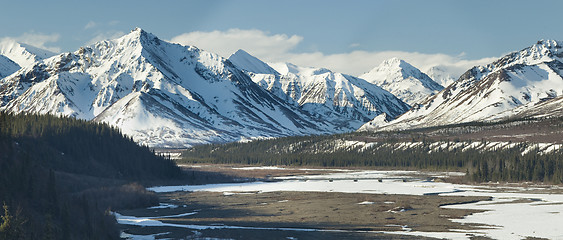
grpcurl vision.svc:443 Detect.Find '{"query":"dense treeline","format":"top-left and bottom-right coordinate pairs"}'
top-left (180, 135), bottom-right (563, 184)
top-left (0, 113), bottom-right (183, 239)
top-left (0, 113), bottom-right (182, 179)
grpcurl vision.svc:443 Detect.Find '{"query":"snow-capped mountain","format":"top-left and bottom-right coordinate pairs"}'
top-left (0, 28), bottom-right (339, 147)
top-left (362, 39), bottom-right (563, 131)
top-left (229, 50), bottom-right (411, 131)
top-left (228, 49), bottom-right (280, 75)
top-left (0, 55), bottom-right (19, 78)
top-left (359, 58), bottom-right (444, 106)
top-left (425, 65), bottom-right (457, 87)
top-left (0, 39), bottom-right (55, 68)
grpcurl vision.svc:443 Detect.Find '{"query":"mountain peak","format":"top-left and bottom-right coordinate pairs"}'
top-left (360, 58), bottom-right (443, 105)
top-left (232, 49), bottom-right (251, 57)
top-left (115, 27), bottom-right (160, 46)
top-left (127, 27), bottom-right (149, 37)
top-left (366, 58), bottom-right (437, 83)
top-left (131, 27), bottom-right (143, 33)
top-left (381, 57), bottom-right (404, 66)
top-left (530, 39), bottom-right (563, 59)
top-left (535, 39), bottom-right (561, 49)
top-left (527, 39), bottom-right (562, 58)
top-left (490, 39), bottom-right (563, 69)
top-left (376, 57), bottom-right (417, 72)
top-left (228, 49), bottom-right (279, 75)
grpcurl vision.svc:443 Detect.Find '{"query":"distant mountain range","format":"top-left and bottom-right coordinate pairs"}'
top-left (229, 49), bottom-right (410, 131)
top-left (0, 29), bottom-right (419, 147)
top-left (2, 28), bottom-right (562, 147)
top-left (362, 39), bottom-right (563, 131)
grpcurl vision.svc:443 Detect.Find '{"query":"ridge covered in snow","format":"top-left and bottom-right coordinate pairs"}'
top-left (0, 28), bottom-right (339, 147)
top-left (229, 50), bottom-right (411, 131)
top-left (229, 49), bottom-right (280, 75)
top-left (360, 58), bottom-right (444, 106)
top-left (0, 39), bottom-right (55, 68)
top-left (362, 39), bottom-right (563, 132)
top-left (4, 30), bottom-right (563, 147)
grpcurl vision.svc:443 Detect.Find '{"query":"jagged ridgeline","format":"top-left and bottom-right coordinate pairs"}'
top-left (180, 122), bottom-right (563, 184)
top-left (0, 112), bottom-right (182, 239)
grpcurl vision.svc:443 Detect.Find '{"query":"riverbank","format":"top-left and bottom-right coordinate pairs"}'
top-left (116, 165), bottom-right (563, 239)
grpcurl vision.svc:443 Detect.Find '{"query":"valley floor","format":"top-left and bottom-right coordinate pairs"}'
top-left (116, 165), bottom-right (563, 240)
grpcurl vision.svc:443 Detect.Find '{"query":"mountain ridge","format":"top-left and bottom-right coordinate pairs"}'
top-left (228, 50), bottom-right (411, 131)
top-left (0, 39), bottom-right (55, 67)
top-left (4, 30), bottom-right (563, 147)
top-left (362, 39), bottom-right (563, 132)
top-left (0, 28), bottom-right (339, 147)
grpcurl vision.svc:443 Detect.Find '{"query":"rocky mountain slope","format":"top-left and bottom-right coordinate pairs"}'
top-left (361, 39), bottom-right (563, 131)
top-left (0, 28), bottom-right (342, 147)
top-left (359, 58), bottom-right (444, 106)
top-left (229, 50), bottom-right (411, 131)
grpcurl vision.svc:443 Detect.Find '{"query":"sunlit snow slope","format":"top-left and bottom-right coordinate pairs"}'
top-left (0, 39), bottom-right (55, 68)
top-left (0, 29), bottom-right (337, 147)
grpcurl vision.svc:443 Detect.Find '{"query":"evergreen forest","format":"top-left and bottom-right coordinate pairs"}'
top-left (0, 113), bottom-right (182, 239)
top-left (180, 133), bottom-right (563, 184)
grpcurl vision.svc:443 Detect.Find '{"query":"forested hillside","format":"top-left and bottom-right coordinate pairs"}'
top-left (181, 119), bottom-right (563, 184)
top-left (0, 113), bottom-right (182, 239)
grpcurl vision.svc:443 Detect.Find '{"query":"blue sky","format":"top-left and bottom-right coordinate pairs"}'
top-left (2, 0), bottom-right (562, 76)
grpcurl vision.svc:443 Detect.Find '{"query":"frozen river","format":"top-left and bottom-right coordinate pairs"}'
top-left (119, 168), bottom-right (563, 240)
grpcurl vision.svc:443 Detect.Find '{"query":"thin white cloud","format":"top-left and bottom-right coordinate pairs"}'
top-left (86, 31), bottom-right (125, 45)
top-left (170, 29), bottom-right (303, 59)
top-left (2, 32), bottom-right (61, 53)
top-left (170, 28), bottom-right (497, 79)
top-left (349, 43), bottom-right (361, 48)
top-left (84, 21), bottom-right (97, 30)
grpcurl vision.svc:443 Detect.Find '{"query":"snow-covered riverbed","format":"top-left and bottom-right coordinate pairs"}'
top-left (119, 169), bottom-right (563, 240)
